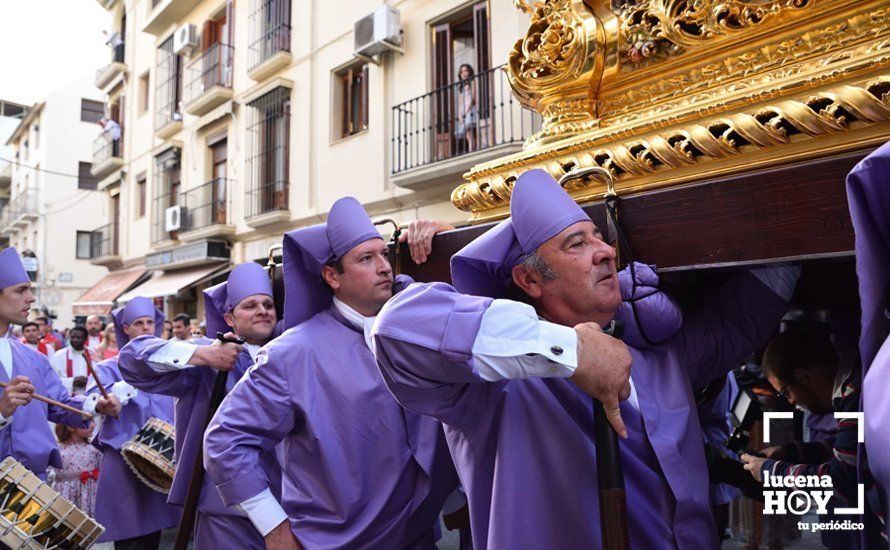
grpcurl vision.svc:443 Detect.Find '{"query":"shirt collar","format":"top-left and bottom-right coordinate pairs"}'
top-left (332, 297), bottom-right (376, 350)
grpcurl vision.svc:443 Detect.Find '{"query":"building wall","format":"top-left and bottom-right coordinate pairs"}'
top-left (5, 76), bottom-right (110, 328)
top-left (95, 0), bottom-right (531, 319)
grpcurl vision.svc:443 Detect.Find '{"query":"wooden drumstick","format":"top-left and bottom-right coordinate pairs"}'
top-left (0, 381), bottom-right (93, 420)
top-left (85, 360), bottom-right (110, 400)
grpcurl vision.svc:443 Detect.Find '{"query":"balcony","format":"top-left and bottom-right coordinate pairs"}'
top-left (142, 0), bottom-right (203, 36)
top-left (95, 43), bottom-right (126, 90)
top-left (390, 64), bottom-right (542, 190)
top-left (178, 178), bottom-right (235, 241)
top-left (89, 223), bottom-right (121, 267)
top-left (0, 190), bottom-right (39, 232)
top-left (91, 135), bottom-right (124, 179)
top-left (184, 44), bottom-right (235, 117)
top-left (245, 181), bottom-right (289, 228)
top-left (247, 1), bottom-right (292, 81)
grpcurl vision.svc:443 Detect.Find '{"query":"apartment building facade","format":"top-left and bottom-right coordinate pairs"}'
top-left (84, 0), bottom-right (537, 319)
top-left (2, 77), bottom-right (111, 328)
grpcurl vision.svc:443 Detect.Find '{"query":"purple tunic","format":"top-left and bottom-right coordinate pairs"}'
top-left (203, 306), bottom-right (458, 549)
top-left (372, 272), bottom-right (790, 549)
top-left (846, 141), bottom-right (890, 537)
top-left (118, 336), bottom-right (281, 548)
top-left (87, 357), bottom-right (181, 542)
top-left (0, 338), bottom-right (89, 479)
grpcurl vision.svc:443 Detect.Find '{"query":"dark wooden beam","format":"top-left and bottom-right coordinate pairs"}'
top-left (399, 149), bottom-right (868, 283)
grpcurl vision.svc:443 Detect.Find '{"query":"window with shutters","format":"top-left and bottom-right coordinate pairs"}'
top-left (75, 231), bottom-right (92, 259)
top-left (78, 162), bottom-right (99, 190)
top-left (245, 87), bottom-right (290, 218)
top-left (248, 0), bottom-right (291, 70)
top-left (155, 35), bottom-right (183, 131)
top-left (152, 148), bottom-right (181, 243)
top-left (81, 99), bottom-right (105, 123)
top-left (136, 173), bottom-right (147, 218)
top-left (334, 63), bottom-right (369, 140)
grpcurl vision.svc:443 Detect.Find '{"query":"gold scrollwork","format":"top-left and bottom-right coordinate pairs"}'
top-left (452, 76), bottom-right (890, 215)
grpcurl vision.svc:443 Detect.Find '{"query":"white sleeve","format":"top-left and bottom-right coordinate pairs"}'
top-left (0, 411), bottom-right (11, 429)
top-left (749, 265), bottom-right (801, 302)
top-left (471, 299), bottom-right (579, 382)
top-left (50, 351), bottom-right (65, 378)
top-left (145, 341), bottom-right (199, 373)
top-left (236, 488), bottom-right (289, 537)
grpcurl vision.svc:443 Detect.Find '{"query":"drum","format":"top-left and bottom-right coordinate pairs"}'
top-left (0, 456), bottom-right (104, 549)
top-left (120, 418), bottom-right (176, 494)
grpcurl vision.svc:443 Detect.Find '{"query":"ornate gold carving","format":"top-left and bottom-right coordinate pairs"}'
top-left (452, 76), bottom-right (890, 215)
top-left (602, 6), bottom-right (890, 121)
top-left (506, 0), bottom-right (603, 145)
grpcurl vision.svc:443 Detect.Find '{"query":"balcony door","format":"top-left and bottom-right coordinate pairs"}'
top-left (431, 2), bottom-right (490, 161)
top-left (211, 139), bottom-right (227, 225)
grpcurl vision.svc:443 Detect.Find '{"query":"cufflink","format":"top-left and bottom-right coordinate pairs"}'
top-left (550, 346), bottom-right (564, 356)
top-left (173, 359), bottom-right (179, 364)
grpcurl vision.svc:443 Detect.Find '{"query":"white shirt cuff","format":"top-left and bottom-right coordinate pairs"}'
top-left (237, 488), bottom-right (289, 538)
top-left (471, 299), bottom-right (578, 381)
top-left (749, 265), bottom-right (801, 302)
top-left (146, 341), bottom-right (199, 372)
top-left (82, 393), bottom-right (100, 417)
top-left (0, 411), bottom-right (11, 429)
top-left (112, 381), bottom-right (138, 406)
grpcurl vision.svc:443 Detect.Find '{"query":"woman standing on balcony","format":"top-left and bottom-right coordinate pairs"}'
top-left (456, 63), bottom-right (478, 153)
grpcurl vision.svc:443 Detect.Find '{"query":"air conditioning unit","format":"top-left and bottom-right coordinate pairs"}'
top-left (354, 5), bottom-right (402, 57)
top-left (173, 24), bottom-right (198, 56)
top-left (165, 205), bottom-right (185, 232)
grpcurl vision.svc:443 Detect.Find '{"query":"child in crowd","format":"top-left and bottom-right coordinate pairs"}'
top-left (51, 420), bottom-right (102, 517)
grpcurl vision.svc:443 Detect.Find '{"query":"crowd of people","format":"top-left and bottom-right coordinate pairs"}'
top-left (0, 147), bottom-right (887, 550)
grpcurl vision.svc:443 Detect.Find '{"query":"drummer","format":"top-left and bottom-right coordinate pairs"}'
top-left (118, 262), bottom-right (280, 549)
top-left (0, 247), bottom-right (120, 479)
top-left (85, 297), bottom-right (181, 549)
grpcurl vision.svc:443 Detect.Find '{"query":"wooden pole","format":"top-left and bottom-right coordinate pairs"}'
top-left (0, 381), bottom-right (92, 420)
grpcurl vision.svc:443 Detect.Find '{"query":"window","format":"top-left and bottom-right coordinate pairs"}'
top-left (81, 99), bottom-right (105, 123)
top-left (32, 125), bottom-right (39, 149)
top-left (139, 71), bottom-right (150, 116)
top-left (335, 64), bottom-right (368, 139)
top-left (152, 148), bottom-right (181, 243)
top-left (155, 36), bottom-right (183, 130)
top-left (137, 173), bottom-right (147, 217)
top-left (245, 87), bottom-right (290, 217)
top-left (76, 231), bottom-right (92, 259)
top-left (248, 0), bottom-right (291, 69)
top-left (78, 162), bottom-right (99, 190)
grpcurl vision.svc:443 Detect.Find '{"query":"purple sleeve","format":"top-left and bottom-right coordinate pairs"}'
top-left (669, 271), bottom-right (790, 390)
top-left (40, 358), bottom-right (89, 428)
top-left (372, 282), bottom-right (500, 427)
top-left (118, 335), bottom-right (203, 398)
top-left (204, 349), bottom-right (297, 506)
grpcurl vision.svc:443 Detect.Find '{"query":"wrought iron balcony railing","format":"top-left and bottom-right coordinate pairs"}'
top-left (180, 178), bottom-right (232, 232)
top-left (391, 64), bottom-right (542, 174)
top-left (184, 43), bottom-right (234, 106)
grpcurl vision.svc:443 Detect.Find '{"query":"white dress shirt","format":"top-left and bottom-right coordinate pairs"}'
top-left (51, 348), bottom-right (89, 393)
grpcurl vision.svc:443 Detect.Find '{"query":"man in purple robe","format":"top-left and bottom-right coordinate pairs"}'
top-left (0, 247), bottom-right (120, 479)
top-left (118, 262), bottom-right (281, 549)
top-left (846, 141), bottom-right (890, 538)
top-left (370, 169), bottom-right (800, 549)
top-left (203, 199), bottom-right (459, 549)
top-left (86, 297), bottom-right (181, 549)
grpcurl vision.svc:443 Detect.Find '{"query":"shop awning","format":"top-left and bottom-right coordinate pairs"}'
top-left (72, 267), bottom-right (147, 316)
top-left (117, 264), bottom-right (229, 303)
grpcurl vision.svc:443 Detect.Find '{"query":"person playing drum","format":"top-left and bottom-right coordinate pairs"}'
top-left (118, 262), bottom-right (279, 549)
top-left (0, 248), bottom-right (120, 480)
top-left (85, 297), bottom-right (182, 549)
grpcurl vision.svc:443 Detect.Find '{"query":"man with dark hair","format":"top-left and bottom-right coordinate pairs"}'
top-left (51, 325), bottom-right (91, 393)
top-left (740, 332), bottom-right (865, 501)
top-left (20, 322), bottom-right (47, 355)
top-left (85, 314), bottom-right (104, 350)
top-left (171, 313), bottom-right (191, 342)
top-left (34, 315), bottom-right (62, 354)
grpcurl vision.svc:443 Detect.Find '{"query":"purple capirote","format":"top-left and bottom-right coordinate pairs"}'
top-left (0, 247), bottom-right (30, 290)
top-left (204, 262), bottom-right (273, 337)
top-left (282, 196), bottom-right (381, 329)
top-left (111, 296), bottom-right (164, 348)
